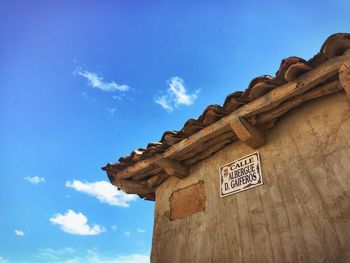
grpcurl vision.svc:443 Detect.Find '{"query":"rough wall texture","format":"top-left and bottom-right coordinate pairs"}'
top-left (151, 92), bottom-right (350, 263)
top-left (169, 181), bottom-right (206, 220)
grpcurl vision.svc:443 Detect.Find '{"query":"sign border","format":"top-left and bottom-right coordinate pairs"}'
top-left (219, 151), bottom-right (263, 198)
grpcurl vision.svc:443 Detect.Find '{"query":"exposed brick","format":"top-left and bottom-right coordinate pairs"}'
top-left (169, 181), bottom-right (206, 220)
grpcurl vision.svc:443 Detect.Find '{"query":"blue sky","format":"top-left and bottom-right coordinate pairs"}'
top-left (0, 0), bottom-right (349, 262)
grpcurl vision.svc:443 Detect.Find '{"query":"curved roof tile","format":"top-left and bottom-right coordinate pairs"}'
top-left (104, 33), bottom-right (350, 178)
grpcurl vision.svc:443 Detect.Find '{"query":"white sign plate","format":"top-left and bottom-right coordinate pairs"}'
top-left (219, 152), bottom-right (263, 197)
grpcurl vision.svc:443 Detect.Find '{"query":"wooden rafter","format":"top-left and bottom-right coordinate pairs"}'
top-left (134, 79), bottom-right (342, 184)
top-left (110, 175), bottom-right (155, 195)
top-left (230, 117), bottom-right (265, 148)
top-left (110, 52), bottom-right (350, 181)
top-left (155, 158), bottom-right (189, 179)
top-left (339, 62), bottom-right (350, 101)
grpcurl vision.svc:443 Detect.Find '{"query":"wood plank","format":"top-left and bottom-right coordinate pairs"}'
top-left (115, 53), bottom-right (350, 180)
top-left (155, 158), bottom-right (189, 179)
top-left (131, 167), bottom-right (163, 181)
top-left (339, 62), bottom-right (350, 101)
top-left (230, 117), bottom-right (265, 148)
top-left (144, 82), bottom-right (343, 191)
top-left (113, 155), bottom-right (160, 179)
top-left (183, 138), bottom-right (232, 166)
top-left (111, 176), bottom-right (155, 195)
top-left (177, 130), bottom-right (235, 162)
top-left (255, 80), bottom-right (340, 125)
top-left (147, 173), bottom-right (169, 188)
top-left (115, 80), bottom-right (340, 181)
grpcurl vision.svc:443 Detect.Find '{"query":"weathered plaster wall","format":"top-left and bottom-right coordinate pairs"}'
top-left (151, 92), bottom-right (350, 263)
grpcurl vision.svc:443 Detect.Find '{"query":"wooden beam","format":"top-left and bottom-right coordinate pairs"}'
top-left (178, 130), bottom-right (235, 161)
top-left (230, 117), bottom-right (265, 148)
top-left (147, 173), bottom-right (168, 188)
top-left (111, 177), bottom-right (155, 195)
top-left (339, 62), bottom-right (350, 102)
top-left (141, 80), bottom-right (341, 193)
top-left (131, 167), bottom-right (163, 181)
top-left (115, 52), bottom-right (350, 180)
top-left (255, 80), bottom-right (340, 125)
top-left (184, 138), bottom-right (232, 166)
top-left (155, 158), bottom-right (189, 179)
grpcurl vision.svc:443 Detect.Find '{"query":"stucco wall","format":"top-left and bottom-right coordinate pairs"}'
top-left (151, 92), bottom-right (350, 263)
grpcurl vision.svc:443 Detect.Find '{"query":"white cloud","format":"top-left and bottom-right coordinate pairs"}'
top-left (111, 225), bottom-right (118, 231)
top-left (137, 228), bottom-right (146, 233)
top-left (155, 76), bottom-right (199, 112)
top-left (15, 229), bottom-right (25, 236)
top-left (168, 77), bottom-right (198, 105)
top-left (50, 210), bottom-right (105, 236)
top-left (124, 231), bottom-right (131, 238)
top-left (74, 69), bottom-right (129, 92)
top-left (65, 180), bottom-right (138, 208)
top-left (24, 175), bottom-right (45, 185)
top-left (154, 95), bottom-right (173, 112)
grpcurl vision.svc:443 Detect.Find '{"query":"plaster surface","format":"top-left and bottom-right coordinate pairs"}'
top-left (151, 92), bottom-right (350, 263)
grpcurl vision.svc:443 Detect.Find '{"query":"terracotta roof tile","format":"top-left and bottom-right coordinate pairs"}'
top-left (181, 119), bottom-right (207, 136)
top-left (243, 75), bottom-right (278, 101)
top-left (321, 33), bottom-right (350, 58)
top-left (103, 33), bottom-right (350, 200)
top-left (223, 91), bottom-right (244, 112)
top-left (199, 105), bottom-right (228, 125)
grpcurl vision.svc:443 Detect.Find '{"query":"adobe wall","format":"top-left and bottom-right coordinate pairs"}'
top-left (151, 92), bottom-right (350, 263)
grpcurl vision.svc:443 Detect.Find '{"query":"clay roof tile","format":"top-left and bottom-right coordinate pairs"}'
top-left (321, 33), bottom-right (350, 58)
top-left (104, 33), bottom-right (350, 196)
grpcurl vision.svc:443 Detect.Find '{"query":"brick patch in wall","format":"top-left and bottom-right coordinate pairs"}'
top-left (169, 180), bottom-right (206, 220)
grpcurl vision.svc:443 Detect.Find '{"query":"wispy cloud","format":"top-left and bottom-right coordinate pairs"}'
top-left (38, 247), bottom-right (75, 261)
top-left (111, 225), bottom-right (118, 231)
top-left (15, 229), bottom-right (25, 236)
top-left (50, 210), bottom-right (105, 236)
top-left (137, 228), bottom-right (146, 233)
top-left (74, 68), bottom-right (129, 92)
top-left (154, 95), bottom-right (173, 111)
top-left (112, 95), bottom-right (122, 100)
top-left (155, 76), bottom-right (199, 112)
top-left (105, 107), bottom-right (117, 116)
top-left (124, 231), bottom-right (131, 238)
top-left (65, 180), bottom-right (138, 208)
top-left (24, 175), bottom-right (45, 185)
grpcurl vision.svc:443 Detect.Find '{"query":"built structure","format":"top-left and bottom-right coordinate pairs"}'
top-left (103, 33), bottom-right (350, 262)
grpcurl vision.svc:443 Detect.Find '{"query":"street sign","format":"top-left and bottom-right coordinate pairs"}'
top-left (219, 152), bottom-right (263, 197)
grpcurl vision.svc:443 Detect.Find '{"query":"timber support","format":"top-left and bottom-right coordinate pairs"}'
top-left (339, 62), bottom-right (350, 102)
top-left (155, 158), bottom-right (189, 179)
top-left (230, 117), bottom-right (265, 149)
